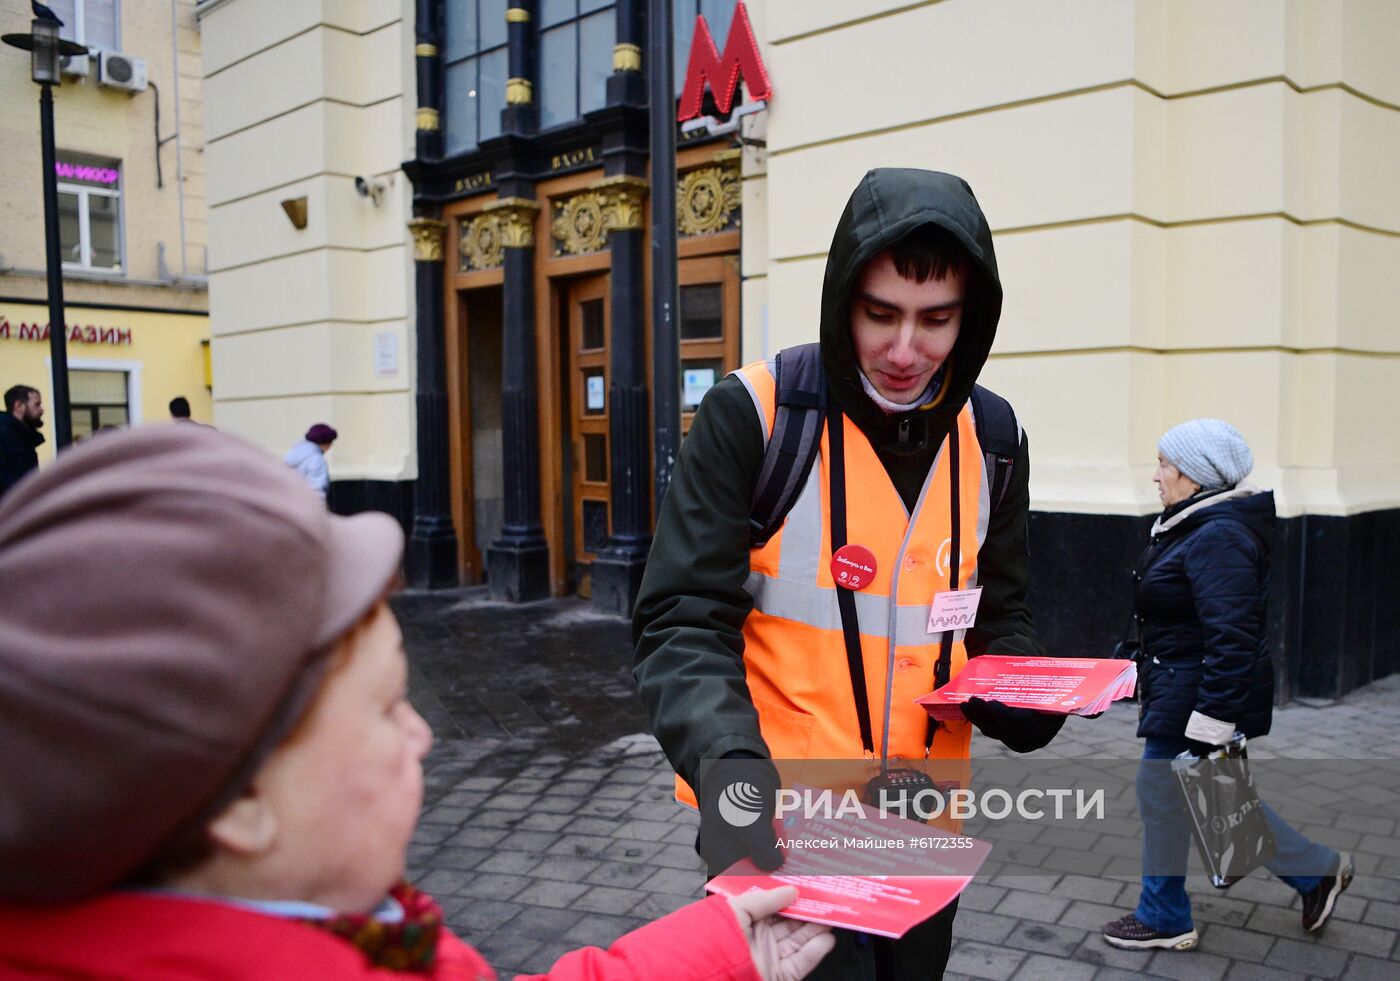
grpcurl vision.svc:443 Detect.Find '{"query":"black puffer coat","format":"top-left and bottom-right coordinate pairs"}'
top-left (1133, 488), bottom-right (1276, 740)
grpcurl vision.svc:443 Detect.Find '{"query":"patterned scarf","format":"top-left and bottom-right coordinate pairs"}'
top-left (297, 881), bottom-right (443, 972)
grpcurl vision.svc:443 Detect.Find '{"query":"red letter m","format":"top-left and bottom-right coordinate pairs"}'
top-left (678, 1), bottom-right (771, 122)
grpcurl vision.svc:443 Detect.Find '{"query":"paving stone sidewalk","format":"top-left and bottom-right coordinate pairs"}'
top-left (397, 590), bottom-right (1400, 980)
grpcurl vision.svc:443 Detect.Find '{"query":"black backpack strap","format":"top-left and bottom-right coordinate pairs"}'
top-left (969, 384), bottom-right (1020, 514)
top-left (749, 344), bottom-right (825, 548)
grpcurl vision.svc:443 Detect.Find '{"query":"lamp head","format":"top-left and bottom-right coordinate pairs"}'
top-left (2, 18), bottom-right (88, 85)
top-left (30, 16), bottom-right (60, 83)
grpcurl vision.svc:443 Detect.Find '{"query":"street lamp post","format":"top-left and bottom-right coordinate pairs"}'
top-left (3, 14), bottom-right (87, 450)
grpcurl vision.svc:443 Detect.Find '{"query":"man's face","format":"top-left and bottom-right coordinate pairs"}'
top-left (849, 251), bottom-right (966, 405)
top-left (256, 601), bottom-right (433, 911)
top-left (17, 392), bottom-right (43, 429)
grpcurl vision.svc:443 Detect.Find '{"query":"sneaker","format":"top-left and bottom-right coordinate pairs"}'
top-left (1102, 913), bottom-right (1199, 951)
top-left (1301, 851), bottom-right (1354, 933)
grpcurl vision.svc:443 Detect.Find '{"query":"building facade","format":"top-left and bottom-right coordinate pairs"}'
top-left (1, 0), bottom-right (210, 447)
top-left (201, 0), bottom-right (1399, 699)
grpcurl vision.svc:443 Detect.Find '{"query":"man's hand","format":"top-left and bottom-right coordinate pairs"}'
top-left (698, 756), bottom-right (784, 876)
top-left (728, 886), bottom-right (836, 981)
top-left (960, 697), bottom-right (1065, 753)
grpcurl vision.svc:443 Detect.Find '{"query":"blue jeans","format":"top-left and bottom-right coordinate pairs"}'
top-left (1134, 735), bottom-right (1335, 934)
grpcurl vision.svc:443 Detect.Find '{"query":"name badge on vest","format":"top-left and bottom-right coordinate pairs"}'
top-left (831, 544), bottom-right (877, 590)
top-left (927, 586), bottom-right (983, 633)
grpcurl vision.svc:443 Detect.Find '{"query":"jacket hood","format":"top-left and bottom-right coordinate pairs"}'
top-left (1153, 484), bottom-right (1276, 555)
top-left (820, 169), bottom-right (1002, 442)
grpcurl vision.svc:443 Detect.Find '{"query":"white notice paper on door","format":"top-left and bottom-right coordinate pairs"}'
top-left (586, 375), bottom-right (605, 411)
top-left (684, 368), bottom-right (716, 407)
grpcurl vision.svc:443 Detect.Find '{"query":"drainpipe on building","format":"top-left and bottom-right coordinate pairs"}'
top-left (170, 0), bottom-right (188, 277)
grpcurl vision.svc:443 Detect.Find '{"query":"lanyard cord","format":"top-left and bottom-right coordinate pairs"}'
top-left (827, 401), bottom-right (876, 757)
top-left (829, 403), bottom-right (963, 760)
top-left (928, 422), bottom-right (962, 752)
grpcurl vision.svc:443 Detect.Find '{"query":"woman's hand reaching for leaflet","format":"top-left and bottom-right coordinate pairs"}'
top-left (727, 887), bottom-right (836, 981)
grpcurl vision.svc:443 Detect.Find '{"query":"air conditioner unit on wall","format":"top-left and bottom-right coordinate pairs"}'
top-left (60, 47), bottom-right (91, 77)
top-left (98, 51), bottom-right (148, 92)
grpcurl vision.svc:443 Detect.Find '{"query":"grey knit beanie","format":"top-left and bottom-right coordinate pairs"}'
top-left (1158, 418), bottom-right (1253, 489)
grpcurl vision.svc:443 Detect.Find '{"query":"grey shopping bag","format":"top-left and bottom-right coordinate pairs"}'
top-left (1172, 736), bottom-right (1277, 888)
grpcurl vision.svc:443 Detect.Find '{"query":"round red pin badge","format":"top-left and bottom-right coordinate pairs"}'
top-left (831, 544), bottom-right (878, 591)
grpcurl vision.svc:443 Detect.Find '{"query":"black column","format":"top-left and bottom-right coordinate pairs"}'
top-left (591, 177), bottom-right (651, 615)
top-left (502, 0), bottom-right (537, 134)
top-left (414, 0), bottom-right (443, 160)
top-left (606, 0), bottom-right (646, 107)
top-left (486, 198), bottom-right (550, 601)
top-left (404, 0), bottom-right (457, 588)
top-left (405, 218), bottom-right (459, 588)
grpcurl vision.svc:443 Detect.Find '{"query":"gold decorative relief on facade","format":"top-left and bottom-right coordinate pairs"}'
top-left (590, 175), bottom-right (649, 232)
top-left (506, 77), bottom-right (533, 105)
top-left (505, 6), bottom-right (530, 23)
top-left (485, 197), bottom-right (540, 250)
top-left (551, 192), bottom-right (609, 256)
top-left (414, 43), bottom-right (438, 58)
top-left (459, 214), bottom-right (504, 271)
top-left (415, 107), bottom-right (441, 131)
top-left (459, 198), bottom-right (539, 270)
top-left (677, 164), bottom-right (741, 237)
top-left (408, 218), bottom-right (446, 263)
top-left (613, 42), bottom-right (642, 73)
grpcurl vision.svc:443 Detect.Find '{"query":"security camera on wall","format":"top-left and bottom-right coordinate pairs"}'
top-left (354, 175), bottom-right (388, 206)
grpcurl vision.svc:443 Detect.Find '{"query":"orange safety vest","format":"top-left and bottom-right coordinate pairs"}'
top-left (676, 360), bottom-right (991, 808)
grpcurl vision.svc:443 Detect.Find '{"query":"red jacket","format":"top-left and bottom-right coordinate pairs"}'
top-left (0, 891), bottom-right (759, 981)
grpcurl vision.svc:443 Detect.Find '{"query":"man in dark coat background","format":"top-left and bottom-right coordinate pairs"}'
top-left (0, 385), bottom-right (45, 500)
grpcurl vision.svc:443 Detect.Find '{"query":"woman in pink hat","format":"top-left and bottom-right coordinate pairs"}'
top-left (0, 425), bottom-right (832, 980)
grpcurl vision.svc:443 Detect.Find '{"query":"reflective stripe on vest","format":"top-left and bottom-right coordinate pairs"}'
top-left (677, 360), bottom-right (993, 809)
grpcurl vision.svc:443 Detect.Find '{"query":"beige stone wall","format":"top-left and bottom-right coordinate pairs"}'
top-left (200, 0), bottom-right (416, 481)
top-left (0, 0), bottom-right (207, 310)
top-left (743, 0), bottom-right (1400, 517)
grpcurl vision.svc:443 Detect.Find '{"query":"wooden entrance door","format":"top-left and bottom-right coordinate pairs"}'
top-left (679, 254), bottom-right (741, 434)
top-left (565, 274), bottom-right (611, 595)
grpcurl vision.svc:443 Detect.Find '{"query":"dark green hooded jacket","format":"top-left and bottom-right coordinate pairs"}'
top-left (633, 169), bottom-right (1043, 788)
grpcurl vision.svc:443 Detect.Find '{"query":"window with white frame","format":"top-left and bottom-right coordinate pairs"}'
top-left (69, 368), bottom-right (130, 439)
top-left (57, 153), bottom-right (123, 272)
top-left (47, 0), bottom-right (120, 52)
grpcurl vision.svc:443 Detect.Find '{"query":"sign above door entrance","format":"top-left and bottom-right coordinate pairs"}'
top-left (678, 1), bottom-right (772, 123)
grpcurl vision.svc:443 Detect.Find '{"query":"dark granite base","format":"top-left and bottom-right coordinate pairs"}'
top-left (486, 539), bottom-right (551, 603)
top-left (327, 479), bottom-right (414, 534)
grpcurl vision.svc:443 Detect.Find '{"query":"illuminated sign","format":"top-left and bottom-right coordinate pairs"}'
top-left (678, 1), bottom-right (771, 122)
top-left (55, 162), bottom-right (120, 187)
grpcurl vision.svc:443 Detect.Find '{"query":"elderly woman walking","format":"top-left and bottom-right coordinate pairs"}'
top-left (1101, 419), bottom-right (1353, 952)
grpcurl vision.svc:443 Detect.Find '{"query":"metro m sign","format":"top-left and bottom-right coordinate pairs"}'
top-left (678, 1), bottom-right (771, 122)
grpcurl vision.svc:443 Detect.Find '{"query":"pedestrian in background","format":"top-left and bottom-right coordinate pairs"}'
top-left (1103, 418), bottom-right (1353, 952)
top-left (0, 425), bottom-right (834, 980)
top-left (286, 422), bottom-right (337, 499)
top-left (0, 384), bottom-right (45, 499)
